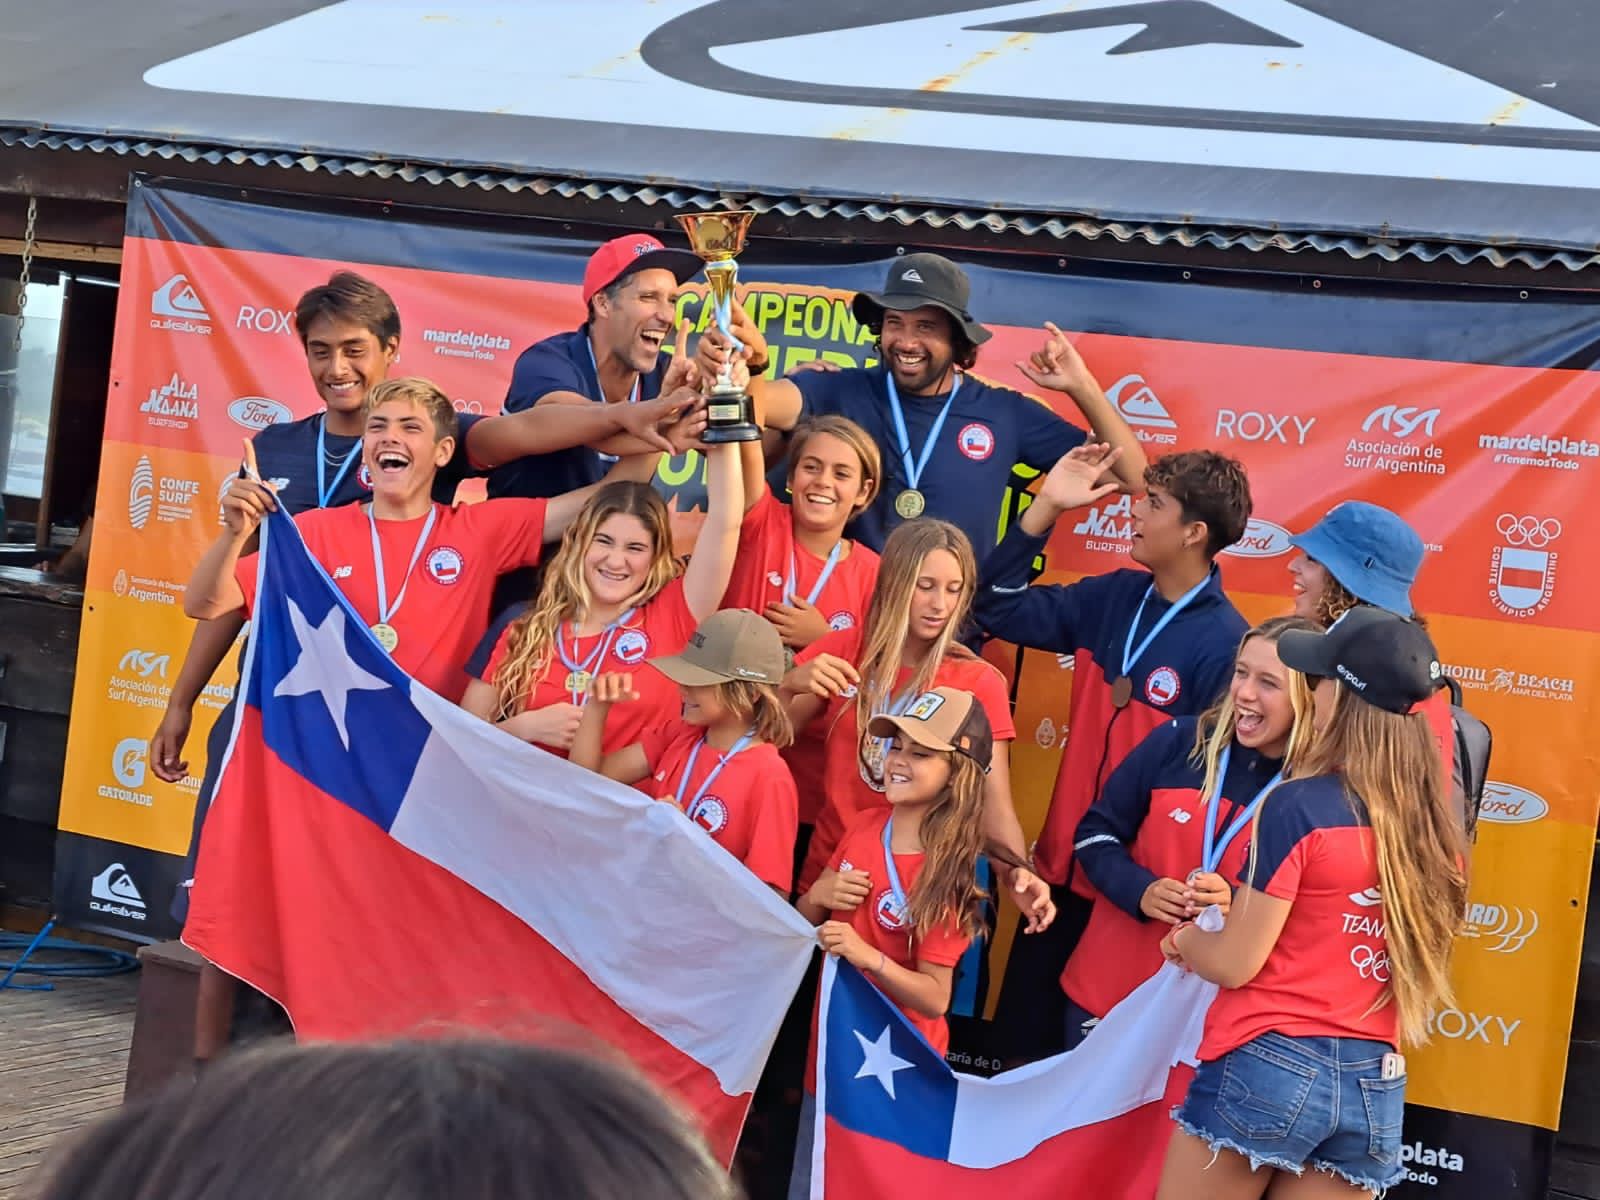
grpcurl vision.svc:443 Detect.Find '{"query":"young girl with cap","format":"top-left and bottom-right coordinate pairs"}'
top-left (1061, 616), bottom-right (1318, 1051)
top-left (1157, 607), bottom-right (1467, 1199)
top-left (797, 685), bottom-right (995, 1055)
top-left (459, 438), bottom-right (742, 757)
top-left (570, 608), bottom-right (798, 892)
top-left (782, 519), bottom-right (1052, 927)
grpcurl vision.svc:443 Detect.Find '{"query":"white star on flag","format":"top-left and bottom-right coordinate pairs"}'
top-left (273, 599), bottom-right (389, 749)
top-left (853, 1024), bottom-right (914, 1100)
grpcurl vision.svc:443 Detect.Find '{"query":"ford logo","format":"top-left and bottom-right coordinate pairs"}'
top-left (1222, 517), bottom-right (1294, 558)
top-left (1478, 781), bottom-right (1548, 825)
top-left (228, 396), bottom-right (292, 431)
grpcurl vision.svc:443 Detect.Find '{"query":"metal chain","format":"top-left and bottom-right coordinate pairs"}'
top-left (13, 195), bottom-right (37, 352)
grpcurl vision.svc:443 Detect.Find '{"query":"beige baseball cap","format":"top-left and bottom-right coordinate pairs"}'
top-left (652, 608), bottom-right (787, 687)
top-left (866, 686), bottom-right (994, 769)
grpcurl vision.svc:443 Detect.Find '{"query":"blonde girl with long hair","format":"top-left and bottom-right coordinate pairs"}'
top-left (1059, 616), bottom-right (1318, 1051)
top-left (783, 519), bottom-right (1053, 928)
top-left (459, 439), bottom-right (742, 755)
top-left (1158, 608), bottom-right (1467, 1199)
top-left (570, 609), bottom-right (799, 893)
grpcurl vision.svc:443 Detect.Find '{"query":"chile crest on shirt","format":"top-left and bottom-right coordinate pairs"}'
top-left (1145, 665), bottom-right (1182, 707)
top-left (614, 629), bottom-right (651, 664)
top-left (427, 546), bottom-right (465, 586)
top-left (687, 795), bottom-right (729, 834)
top-left (875, 888), bottom-right (908, 931)
top-left (957, 422), bottom-right (995, 461)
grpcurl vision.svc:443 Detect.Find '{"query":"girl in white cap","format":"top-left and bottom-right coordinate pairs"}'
top-left (570, 608), bottom-right (798, 893)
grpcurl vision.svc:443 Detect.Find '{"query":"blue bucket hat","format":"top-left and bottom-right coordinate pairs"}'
top-left (1290, 501), bottom-right (1423, 617)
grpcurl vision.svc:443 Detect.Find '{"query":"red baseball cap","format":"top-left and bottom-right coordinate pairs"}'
top-left (581, 234), bottom-right (703, 306)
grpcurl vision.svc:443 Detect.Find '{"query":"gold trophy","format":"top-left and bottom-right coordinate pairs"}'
top-left (676, 209), bottom-right (762, 443)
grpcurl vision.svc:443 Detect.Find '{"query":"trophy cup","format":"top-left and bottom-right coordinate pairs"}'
top-left (676, 209), bottom-right (762, 443)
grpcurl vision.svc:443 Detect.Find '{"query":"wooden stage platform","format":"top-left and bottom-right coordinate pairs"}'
top-left (0, 957), bottom-right (138, 1199)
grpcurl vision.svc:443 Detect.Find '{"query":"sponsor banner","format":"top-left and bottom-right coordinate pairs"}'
top-left (51, 830), bottom-right (187, 943)
top-left (1389, 1104), bottom-right (1552, 1197)
top-left (59, 182), bottom-right (1600, 1192)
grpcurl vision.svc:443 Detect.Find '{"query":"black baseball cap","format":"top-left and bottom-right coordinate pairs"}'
top-left (1277, 606), bottom-right (1441, 714)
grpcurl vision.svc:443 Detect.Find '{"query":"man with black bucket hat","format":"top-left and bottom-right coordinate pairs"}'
top-left (698, 252), bottom-right (1147, 559)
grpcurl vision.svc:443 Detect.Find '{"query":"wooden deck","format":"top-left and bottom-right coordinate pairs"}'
top-left (0, 952), bottom-right (138, 1199)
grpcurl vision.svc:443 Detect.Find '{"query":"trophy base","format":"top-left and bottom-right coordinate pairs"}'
top-left (701, 389), bottom-right (762, 443)
top-left (700, 423), bottom-right (763, 444)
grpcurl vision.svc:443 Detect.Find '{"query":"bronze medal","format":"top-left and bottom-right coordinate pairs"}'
top-left (894, 488), bottom-right (926, 519)
top-left (1110, 675), bottom-right (1134, 708)
top-left (371, 622), bottom-right (400, 653)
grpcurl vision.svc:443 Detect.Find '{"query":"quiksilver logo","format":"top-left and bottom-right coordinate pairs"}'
top-left (900, 268), bottom-right (924, 284)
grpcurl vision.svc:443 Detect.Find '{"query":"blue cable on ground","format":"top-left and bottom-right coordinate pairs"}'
top-left (0, 922), bottom-right (140, 993)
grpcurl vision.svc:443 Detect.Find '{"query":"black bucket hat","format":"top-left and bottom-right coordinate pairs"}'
top-left (851, 253), bottom-right (992, 346)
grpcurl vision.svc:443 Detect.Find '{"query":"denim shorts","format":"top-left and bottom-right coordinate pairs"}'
top-left (1173, 1031), bottom-right (1406, 1194)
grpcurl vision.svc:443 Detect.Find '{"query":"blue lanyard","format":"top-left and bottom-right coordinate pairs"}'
top-left (785, 539), bottom-right (843, 607)
top-left (880, 815), bottom-right (910, 922)
top-left (586, 336), bottom-right (640, 466)
top-left (366, 504), bottom-right (439, 626)
top-left (677, 731), bottom-right (755, 812)
top-left (555, 608), bottom-right (637, 703)
top-left (1121, 573), bottom-right (1212, 679)
top-left (884, 373), bottom-right (961, 493)
top-left (316, 415), bottom-right (362, 509)
top-left (1200, 744), bottom-right (1286, 873)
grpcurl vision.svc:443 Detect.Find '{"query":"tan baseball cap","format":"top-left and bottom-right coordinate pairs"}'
top-left (866, 686), bottom-right (994, 769)
top-left (652, 609), bottom-right (787, 687)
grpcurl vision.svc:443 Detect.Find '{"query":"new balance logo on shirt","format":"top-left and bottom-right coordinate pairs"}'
top-left (1168, 807), bottom-right (1192, 825)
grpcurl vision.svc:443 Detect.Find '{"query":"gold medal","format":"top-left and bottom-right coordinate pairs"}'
top-left (565, 669), bottom-right (592, 695)
top-left (371, 622), bottom-right (400, 653)
top-left (894, 488), bottom-right (926, 519)
top-left (1110, 675), bottom-right (1133, 708)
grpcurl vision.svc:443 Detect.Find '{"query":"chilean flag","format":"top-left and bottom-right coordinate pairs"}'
top-left (182, 506), bottom-right (816, 1160)
top-left (806, 918), bottom-right (1221, 1198)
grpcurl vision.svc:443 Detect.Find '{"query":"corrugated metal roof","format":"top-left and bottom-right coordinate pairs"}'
top-left (5, 127), bottom-right (1598, 274)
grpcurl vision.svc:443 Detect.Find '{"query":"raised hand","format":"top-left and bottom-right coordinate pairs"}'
top-left (1035, 442), bottom-right (1124, 516)
top-left (1015, 321), bottom-right (1097, 396)
top-left (661, 320), bottom-right (701, 395)
top-left (221, 439), bottom-right (278, 537)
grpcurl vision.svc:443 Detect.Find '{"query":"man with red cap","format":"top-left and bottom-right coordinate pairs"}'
top-left (489, 232), bottom-right (764, 501)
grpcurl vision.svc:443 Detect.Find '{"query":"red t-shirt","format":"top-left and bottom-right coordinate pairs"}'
top-left (1199, 774), bottom-right (1397, 1061)
top-left (237, 499), bottom-right (545, 702)
top-left (830, 809), bottom-right (971, 1056)
top-left (726, 487), bottom-right (881, 825)
top-left (482, 579), bottom-right (698, 758)
top-left (637, 723), bottom-right (798, 891)
top-left (724, 485), bottom-right (881, 635)
top-left (795, 625), bottom-right (1017, 892)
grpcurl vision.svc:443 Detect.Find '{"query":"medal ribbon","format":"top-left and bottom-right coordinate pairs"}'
top-left (554, 608), bottom-right (638, 703)
top-left (880, 815), bottom-right (910, 923)
top-left (1120, 573), bottom-right (1213, 680)
top-left (885, 373), bottom-right (961, 497)
top-left (784, 539), bottom-right (843, 608)
top-left (676, 730), bottom-right (756, 814)
top-left (1200, 744), bottom-right (1287, 873)
top-left (863, 685), bottom-right (916, 785)
top-left (587, 335), bottom-right (641, 466)
top-left (366, 503), bottom-right (439, 630)
top-left (316, 415), bottom-right (363, 509)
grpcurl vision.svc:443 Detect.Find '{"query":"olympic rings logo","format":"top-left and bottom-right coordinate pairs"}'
top-left (453, 399), bottom-right (485, 415)
top-left (1496, 514), bottom-right (1562, 548)
top-left (1350, 944), bottom-right (1391, 983)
